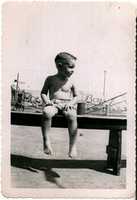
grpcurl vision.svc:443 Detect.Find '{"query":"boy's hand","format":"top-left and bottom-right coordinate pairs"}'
top-left (45, 100), bottom-right (54, 106)
top-left (64, 102), bottom-right (74, 111)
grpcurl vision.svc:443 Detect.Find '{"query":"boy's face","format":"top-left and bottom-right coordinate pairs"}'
top-left (57, 59), bottom-right (75, 78)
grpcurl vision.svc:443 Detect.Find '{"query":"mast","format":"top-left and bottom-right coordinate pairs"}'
top-left (16, 72), bottom-right (19, 91)
top-left (103, 70), bottom-right (107, 101)
top-left (15, 72), bottom-right (19, 101)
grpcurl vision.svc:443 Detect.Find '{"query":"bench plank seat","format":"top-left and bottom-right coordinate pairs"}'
top-left (11, 111), bottom-right (127, 130)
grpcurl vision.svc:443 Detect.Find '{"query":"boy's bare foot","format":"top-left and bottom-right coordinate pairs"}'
top-left (44, 145), bottom-right (53, 155)
top-left (68, 146), bottom-right (77, 158)
top-left (44, 148), bottom-right (53, 155)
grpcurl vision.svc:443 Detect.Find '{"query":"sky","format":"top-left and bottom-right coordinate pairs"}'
top-left (2, 2), bottom-right (135, 98)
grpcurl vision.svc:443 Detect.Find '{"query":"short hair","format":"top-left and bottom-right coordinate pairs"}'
top-left (55, 52), bottom-right (77, 64)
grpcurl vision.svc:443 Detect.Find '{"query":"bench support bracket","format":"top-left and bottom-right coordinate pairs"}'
top-left (106, 129), bottom-right (122, 175)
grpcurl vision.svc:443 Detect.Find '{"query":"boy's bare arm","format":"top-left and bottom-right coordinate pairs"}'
top-left (70, 83), bottom-right (79, 104)
top-left (64, 84), bottom-right (78, 110)
top-left (41, 93), bottom-right (51, 105)
top-left (41, 77), bottom-right (52, 105)
top-left (69, 96), bottom-right (78, 106)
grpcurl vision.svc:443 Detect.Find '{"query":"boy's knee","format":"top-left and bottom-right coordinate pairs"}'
top-left (43, 106), bottom-right (57, 119)
top-left (43, 112), bottom-right (53, 119)
top-left (64, 110), bottom-right (77, 121)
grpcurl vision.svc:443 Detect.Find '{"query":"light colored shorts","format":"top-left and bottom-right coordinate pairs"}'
top-left (42, 100), bottom-right (77, 119)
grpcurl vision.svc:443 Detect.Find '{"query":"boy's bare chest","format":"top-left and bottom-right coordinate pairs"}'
top-left (50, 79), bottom-right (72, 92)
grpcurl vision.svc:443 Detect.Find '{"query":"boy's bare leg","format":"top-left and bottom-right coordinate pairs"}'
top-left (41, 117), bottom-right (53, 155)
top-left (41, 106), bottom-right (58, 155)
top-left (67, 116), bottom-right (78, 158)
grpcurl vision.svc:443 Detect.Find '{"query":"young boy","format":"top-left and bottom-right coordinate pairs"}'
top-left (41, 52), bottom-right (78, 158)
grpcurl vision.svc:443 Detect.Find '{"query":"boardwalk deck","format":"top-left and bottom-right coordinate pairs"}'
top-left (11, 111), bottom-right (127, 175)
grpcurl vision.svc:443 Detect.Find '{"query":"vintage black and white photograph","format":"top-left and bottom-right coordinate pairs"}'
top-left (2, 1), bottom-right (136, 198)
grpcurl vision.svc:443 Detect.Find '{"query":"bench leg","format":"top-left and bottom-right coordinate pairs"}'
top-left (106, 129), bottom-right (122, 175)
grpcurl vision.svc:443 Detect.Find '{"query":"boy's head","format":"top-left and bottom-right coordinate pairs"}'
top-left (55, 52), bottom-right (77, 78)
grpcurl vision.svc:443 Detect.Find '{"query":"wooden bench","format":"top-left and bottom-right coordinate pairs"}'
top-left (11, 111), bottom-right (127, 175)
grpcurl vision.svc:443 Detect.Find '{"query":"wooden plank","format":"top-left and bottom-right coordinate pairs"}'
top-left (11, 111), bottom-right (127, 130)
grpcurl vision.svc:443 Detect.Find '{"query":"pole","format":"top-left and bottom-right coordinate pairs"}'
top-left (87, 92), bottom-right (127, 111)
top-left (16, 72), bottom-right (19, 90)
top-left (15, 72), bottom-right (19, 101)
top-left (103, 70), bottom-right (107, 101)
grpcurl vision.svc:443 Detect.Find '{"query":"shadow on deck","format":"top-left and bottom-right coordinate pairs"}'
top-left (11, 154), bottom-right (126, 176)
